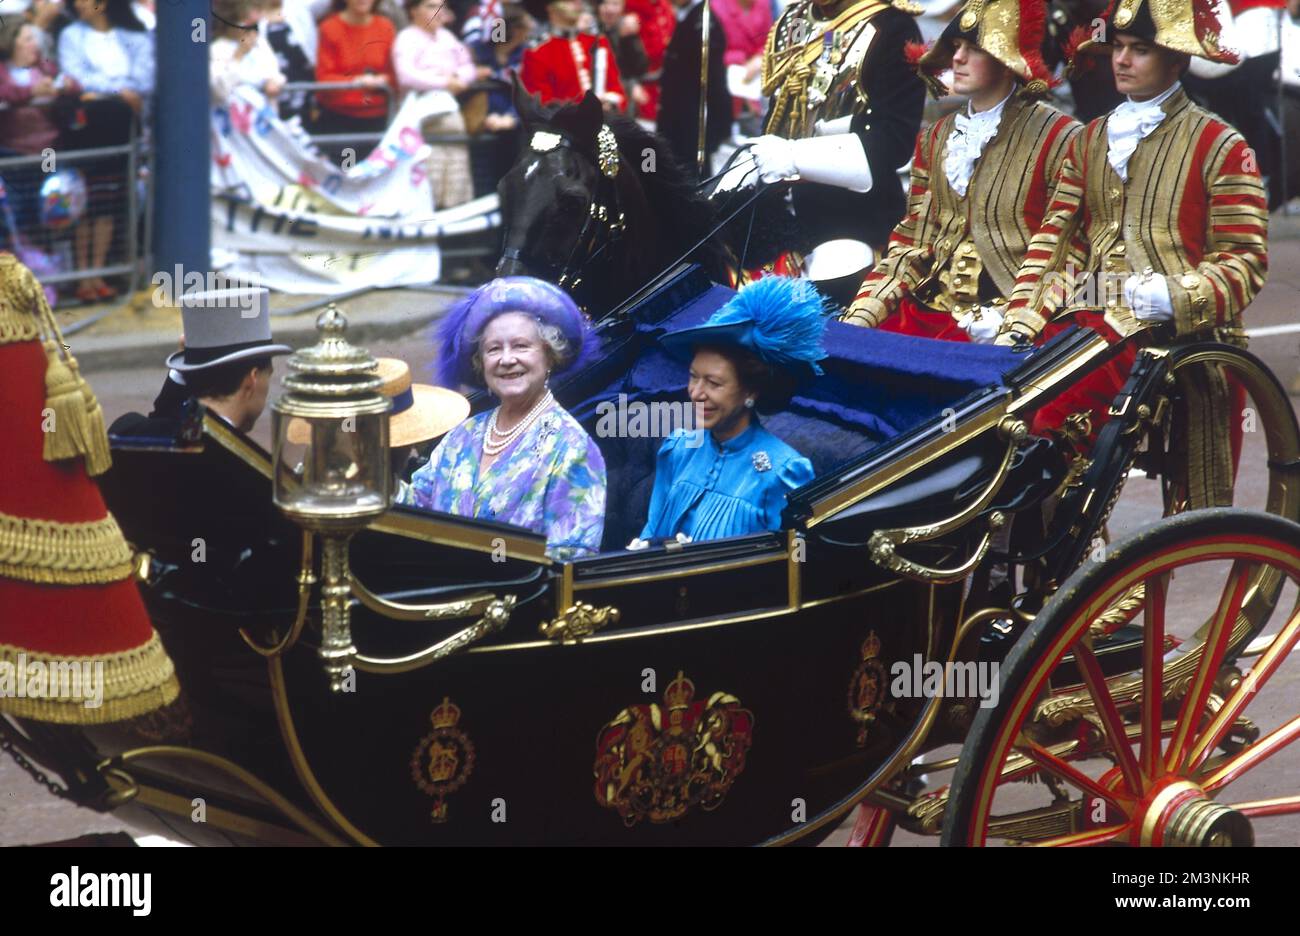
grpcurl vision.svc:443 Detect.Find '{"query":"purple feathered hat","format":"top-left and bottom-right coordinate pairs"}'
top-left (436, 276), bottom-right (599, 389)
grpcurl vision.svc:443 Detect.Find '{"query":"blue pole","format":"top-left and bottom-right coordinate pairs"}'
top-left (152, 0), bottom-right (210, 279)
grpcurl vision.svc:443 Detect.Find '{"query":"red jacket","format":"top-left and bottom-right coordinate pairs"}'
top-left (521, 32), bottom-right (626, 110)
top-left (1004, 88), bottom-right (1268, 342)
top-left (315, 14), bottom-right (398, 119)
top-left (622, 0), bottom-right (675, 119)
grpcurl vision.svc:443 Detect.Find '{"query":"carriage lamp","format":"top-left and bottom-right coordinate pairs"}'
top-left (272, 305), bottom-right (391, 691)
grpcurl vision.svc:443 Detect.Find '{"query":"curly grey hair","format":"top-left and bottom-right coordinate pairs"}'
top-left (469, 316), bottom-right (573, 384)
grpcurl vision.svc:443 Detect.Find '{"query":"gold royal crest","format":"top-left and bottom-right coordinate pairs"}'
top-left (410, 696), bottom-right (476, 823)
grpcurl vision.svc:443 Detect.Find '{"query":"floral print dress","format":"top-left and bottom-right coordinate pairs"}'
top-left (398, 404), bottom-right (607, 559)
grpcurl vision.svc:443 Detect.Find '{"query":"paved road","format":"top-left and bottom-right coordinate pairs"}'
top-left (4, 226), bottom-right (1299, 847)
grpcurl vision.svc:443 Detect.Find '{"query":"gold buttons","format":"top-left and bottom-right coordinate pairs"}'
top-left (1180, 273), bottom-right (1200, 289)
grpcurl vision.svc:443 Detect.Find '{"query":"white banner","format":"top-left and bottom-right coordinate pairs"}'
top-left (211, 86), bottom-right (499, 294)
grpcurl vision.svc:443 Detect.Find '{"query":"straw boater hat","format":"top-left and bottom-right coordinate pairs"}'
top-left (1068, 0), bottom-right (1237, 66)
top-left (165, 287), bottom-right (292, 373)
top-left (911, 0), bottom-right (1058, 98)
top-left (0, 254), bottom-right (179, 723)
top-left (288, 358), bottom-right (470, 447)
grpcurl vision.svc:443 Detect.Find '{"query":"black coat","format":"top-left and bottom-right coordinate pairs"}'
top-left (781, 6), bottom-right (925, 249)
top-left (108, 374), bottom-right (203, 444)
top-left (656, 2), bottom-right (733, 178)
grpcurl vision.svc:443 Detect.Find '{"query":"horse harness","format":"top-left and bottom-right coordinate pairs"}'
top-left (500, 125), bottom-right (626, 296)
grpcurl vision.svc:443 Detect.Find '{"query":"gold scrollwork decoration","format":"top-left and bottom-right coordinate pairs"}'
top-left (539, 602), bottom-right (620, 644)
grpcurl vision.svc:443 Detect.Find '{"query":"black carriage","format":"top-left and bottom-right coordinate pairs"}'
top-left (8, 265), bottom-right (1300, 846)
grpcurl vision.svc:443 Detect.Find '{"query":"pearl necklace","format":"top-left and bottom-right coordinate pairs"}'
top-left (483, 390), bottom-right (553, 456)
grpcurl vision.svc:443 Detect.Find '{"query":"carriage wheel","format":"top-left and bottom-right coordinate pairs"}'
top-left (942, 509), bottom-right (1300, 846)
top-left (1103, 343), bottom-right (1300, 537)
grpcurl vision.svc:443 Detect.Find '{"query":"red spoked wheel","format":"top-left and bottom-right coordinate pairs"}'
top-left (942, 508), bottom-right (1300, 846)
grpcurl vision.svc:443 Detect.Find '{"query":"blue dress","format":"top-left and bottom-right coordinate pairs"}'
top-left (639, 422), bottom-right (815, 542)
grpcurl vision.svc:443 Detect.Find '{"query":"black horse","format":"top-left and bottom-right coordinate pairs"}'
top-left (496, 87), bottom-right (798, 315)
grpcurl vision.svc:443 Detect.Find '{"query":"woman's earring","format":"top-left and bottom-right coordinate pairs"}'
top-left (745, 398), bottom-right (756, 409)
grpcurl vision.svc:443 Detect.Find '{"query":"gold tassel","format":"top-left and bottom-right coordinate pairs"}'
top-left (41, 340), bottom-right (113, 476)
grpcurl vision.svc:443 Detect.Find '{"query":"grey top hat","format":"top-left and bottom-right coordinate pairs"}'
top-left (165, 287), bottom-right (293, 373)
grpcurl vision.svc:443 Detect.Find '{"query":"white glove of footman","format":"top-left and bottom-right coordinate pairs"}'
top-left (958, 305), bottom-right (1004, 344)
top-left (1124, 270), bottom-right (1174, 322)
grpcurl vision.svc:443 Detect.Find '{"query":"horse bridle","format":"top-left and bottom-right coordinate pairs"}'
top-left (499, 125), bottom-right (626, 295)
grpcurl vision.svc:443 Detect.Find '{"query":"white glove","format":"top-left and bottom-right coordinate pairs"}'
top-left (958, 306), bottom-right (1004, 344)
top-left (712, 148), bottom-right (760, 194)
top-left (626, 537), bottom-right (650, 551)
top-left (749, 134), bottom-right (874, 192)
top-left (1124, 271), bottom-right (1174, 322)
top-left (750, 135), bottom-right (799, 183)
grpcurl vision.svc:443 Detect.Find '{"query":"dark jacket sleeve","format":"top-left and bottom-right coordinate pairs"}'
top-left (852, 8), bottom-right (925, 201)
top-left (617, 33), bottom-right (650, 79)
top-left (790, 8), bottom-right (925, 247)
top-left (149, 373), bottom-right (192, 420)
top-left (655, 7), bottom-right (733, 173)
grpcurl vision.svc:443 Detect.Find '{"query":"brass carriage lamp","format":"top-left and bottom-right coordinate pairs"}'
top-left (272, 305), bottom-right (391, 691)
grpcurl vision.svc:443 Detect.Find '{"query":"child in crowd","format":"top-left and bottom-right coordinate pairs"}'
top-left (210, 0), bottom-right (287, 105)
top-left (394, 0), bottom-right (483, 206)
top-left (257, 0), bottom-right (315, 120)
top-left (468, 2), bottom-right (530, 195)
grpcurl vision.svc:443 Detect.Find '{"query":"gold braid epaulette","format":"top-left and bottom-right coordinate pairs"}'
top-left (762, 0), bottom-right (893, 139)
top-left (0, 512), bottom-right (136, 585)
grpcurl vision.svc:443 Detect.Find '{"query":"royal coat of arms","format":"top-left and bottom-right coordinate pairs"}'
top-left (410, 696), bottom-right (475, 822)
top-left (848, 631), bottom-right (886, 746)
top-left (593, 671), bottom-right (754, 826)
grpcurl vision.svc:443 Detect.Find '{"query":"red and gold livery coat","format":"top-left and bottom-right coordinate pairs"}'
top-left (520, 31), bottom-right (627, 110)
top-left (846, 94), bottom-right (1080, 332)
top-left (1002, 87), bottom-right (1268, 343)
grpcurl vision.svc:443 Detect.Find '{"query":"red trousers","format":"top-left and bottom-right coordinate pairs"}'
top-left (1030, 311), bottom-right (1138, 446)
top-left (877, 297), bottom-right (971, 342)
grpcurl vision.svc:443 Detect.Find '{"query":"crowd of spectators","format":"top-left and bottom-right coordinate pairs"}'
top-left (1, 0), bottom-right (153, 302)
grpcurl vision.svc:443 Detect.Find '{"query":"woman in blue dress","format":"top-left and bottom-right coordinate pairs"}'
top-left (632, 276), bottom-right (829, 546)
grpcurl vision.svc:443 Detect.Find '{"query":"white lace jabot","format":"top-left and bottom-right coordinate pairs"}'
top-left (943, 89), bottom-right (1013, 198)
top-left (1107, 81), bottom-right (1180, 182)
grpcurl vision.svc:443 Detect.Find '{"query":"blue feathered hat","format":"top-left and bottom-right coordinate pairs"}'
top-left (436, 276), bottom-right (599, 389)
top-left (660, 276), bottom-right (830, 381)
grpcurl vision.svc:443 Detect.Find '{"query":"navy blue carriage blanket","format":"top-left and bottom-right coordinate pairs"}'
top-left (570, 283), bottom-right (1026, 475)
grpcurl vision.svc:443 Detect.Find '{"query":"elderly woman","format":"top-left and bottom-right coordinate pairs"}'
top-left (632, 277), bottom-right (827, 546)
top-left (399, 277), bottom-right (607, 559)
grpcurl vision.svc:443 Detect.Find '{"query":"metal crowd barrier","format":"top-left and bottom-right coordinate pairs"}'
top-left (0, 102), bottom-right (148, 309)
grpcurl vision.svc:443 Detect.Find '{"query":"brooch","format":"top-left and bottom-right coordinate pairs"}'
top-left (752, 451), bottom-right (772, 473)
